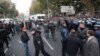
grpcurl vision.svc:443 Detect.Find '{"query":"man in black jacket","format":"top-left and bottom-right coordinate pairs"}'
top-left (77, 23), bottom-right (88, 56)
top-left (21, 27), bottom-right (30, 56)
top-left (3, 24), bottom-right (11, 48)
top-left (0, 38), bottom-right (5, 56)
top-left (31, 27), bottom-right (50, 56)
top-left (66, 29), bottom-right (82, 56)
top-left (0, 21), bottom-right (7, 56)
top-left (48, 21), bottom-right (56, 41)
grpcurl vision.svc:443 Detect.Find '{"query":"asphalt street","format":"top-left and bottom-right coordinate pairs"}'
top-left (5, 27), bottom-right (62, 56)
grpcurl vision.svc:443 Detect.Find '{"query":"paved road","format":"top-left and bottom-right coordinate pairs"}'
top-left (5, 27), bottom-right (62, 56)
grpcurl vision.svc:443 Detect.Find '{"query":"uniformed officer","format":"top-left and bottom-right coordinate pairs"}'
top-left (31, 26), bottom-right (50, 56)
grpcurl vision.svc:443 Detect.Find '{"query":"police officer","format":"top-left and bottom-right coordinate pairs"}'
top-left (31, 26), bottom-right (50, 56)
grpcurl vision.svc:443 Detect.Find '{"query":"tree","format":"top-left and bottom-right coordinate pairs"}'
top-left (30, 0), bottom-right (100, 15)
top-left (30, 0), bottom-right (42, 14)
top-left (0, 1), bottom-right (18, 18)
top-left (7, 3), bottom-right (18, 18)
top-left (0, 1), bottom-right (10, 17)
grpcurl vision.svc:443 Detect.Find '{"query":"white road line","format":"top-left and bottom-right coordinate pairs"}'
top-left (9, 44), bottom-right (11, 47)
top-left (41, 27), bottom-right (54, 50)
top-left (18, 40), bottom-right (22, 43)
top-left (42, 37), bottom-right (54, 50)
top-left (4, 48), bottom-right (8, 53)
top-left (4, 44), bottom-right (11, 53)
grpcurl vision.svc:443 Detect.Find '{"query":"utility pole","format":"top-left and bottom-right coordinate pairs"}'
top-left (46, 0), bottom-right (49, 18)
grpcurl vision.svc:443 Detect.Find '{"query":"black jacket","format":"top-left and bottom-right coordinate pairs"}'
top-left (21, 31), bottom-right (29, 43)
top-left (0, 39), bottom-right (4, 51)
top-left (33, 31), bottom-right (44, 49)
top-left (66, 35), bottom-right (82, 55)
top-left (95, 30), bottom-right (100, 46)
top-left (0, 29), bottom-right (10, 40)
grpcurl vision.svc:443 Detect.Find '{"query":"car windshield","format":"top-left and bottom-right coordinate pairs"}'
top-left (38, 16), bottom-right (44, 19)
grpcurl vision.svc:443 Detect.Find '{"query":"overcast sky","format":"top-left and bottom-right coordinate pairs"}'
top-left (11, 0), bottom-right (32, 14)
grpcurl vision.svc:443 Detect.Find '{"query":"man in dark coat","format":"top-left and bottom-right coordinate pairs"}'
top-left (0, 21), bottom-right (7, 56)
top-left (31, 27), bottom-right (50, 56)
top-left (48, 21), bottom-right (56, 41)
top-left (21, 27), bottom-right (30, 56)
top-left (84, 30), bottom-right (99, 56)
top-left (77, 23), bottom-right (88, 40)
top-left (60, 21), bottom-right (68, 56)
top-left (3, 24), bottom-right (11, 48)
top-left (77, 22), bottom-right (88, 56)
top-left (66, 29), bottom-right (82, 56)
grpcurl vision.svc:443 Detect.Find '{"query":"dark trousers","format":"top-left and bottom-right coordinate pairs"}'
top-left (4, 38), bottom-right (9, 48)
top-left (50, 29), bottom-right (55, 39)
top-left (11, 29), bottom-right (14, 36)
top-left (0, 52), bottom-right (5, 56)
top-left (0, 41), bottom-right (5, 56)
top-left (80, 46), bottom-right (84, 56)
top-left (35, 47), bottom-right (50, 56)
top-left (62, 41), bottom-right (67, 56)
top-left (67, 55), bottom-right (76, 56)
top-left (79, 39), bottom-right (85, 56)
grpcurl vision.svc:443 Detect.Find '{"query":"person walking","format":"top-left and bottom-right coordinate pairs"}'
top-left (77, 22), bottom-right (88, 40)
top-left (44, 20), bottom-right (49, 39)
top-left (66, 29), bottom-right (82, 56)
top-left (77, 22), bottom-right (88, 56)
top-left (0, 21), bottom-right (7, 56)
top-left (3, 24), bottom-right (11, 48)
top-left (21, 26), bottom-right (30, 56)
top-left (84, 30), bottom-right (99, 56)
top-left (60, 21), bottom-right (68, 56)
top-left (31, 26), bottom-right (50, 56)
top-left (48, 20), bottom-right (56, 41)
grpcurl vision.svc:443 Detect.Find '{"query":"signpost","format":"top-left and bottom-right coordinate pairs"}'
top-left (61, 6), bottom-right (75, 16)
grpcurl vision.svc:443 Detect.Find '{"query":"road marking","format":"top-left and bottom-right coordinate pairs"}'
top-left (18, 40), bottom-right (22, 43)
top-left (40, 26), bottom-right (54, 50)
top-left (9, 44), bottom-right (11, 47)
top-left (4, 44), bottom-right (11, 53)
top-left (4, 48), bottom-right (8, 53)
top-left (9, 54), bottom-right (16, 56)
top-left (43, 37), bottom-right (54, 50)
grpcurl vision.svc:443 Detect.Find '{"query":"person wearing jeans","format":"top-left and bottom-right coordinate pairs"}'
top-left (23, 42), bottom-right (30, 56)
top-left (21, 27), bottom-right (30, 56)
top-left (60, 22), bottom-right (68, 56)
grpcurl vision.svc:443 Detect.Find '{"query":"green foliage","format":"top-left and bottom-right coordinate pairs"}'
top-left (0, 1), bottom-right (18, 18)
top-left (30, 0), bottom-right (100, 15)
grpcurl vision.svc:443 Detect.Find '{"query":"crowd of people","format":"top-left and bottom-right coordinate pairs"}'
top-left (0, 21), bottom-right (15, 56)
top-left (43, 16), bottom-right (100, 56)
top-left (0, 20), bottom-right (25, 56)
top-left (0, 16), bottom-right (100, 56)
